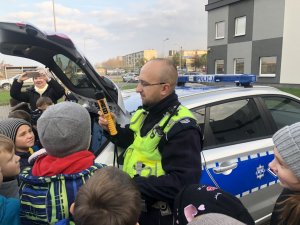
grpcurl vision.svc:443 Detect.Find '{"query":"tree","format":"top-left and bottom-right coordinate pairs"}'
top-left (199, 54), bottom-right (207, 68)
top-left (192, 54), bottom-right (207, 71)
top-left (171, 52), bottom-right (180, 68)
top-left (193, 55), bottom-right (201, 71)
top-left (135, 57), bottom-right (146, 71)
top-left (100, 57), bottom-right (123, 69)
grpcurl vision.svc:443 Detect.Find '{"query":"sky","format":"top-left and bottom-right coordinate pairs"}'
top-left (0, 0), bottom-right (208, 66)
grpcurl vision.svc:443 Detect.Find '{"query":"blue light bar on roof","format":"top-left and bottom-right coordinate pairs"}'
top-left (177, 74), bottom-right (256, 87)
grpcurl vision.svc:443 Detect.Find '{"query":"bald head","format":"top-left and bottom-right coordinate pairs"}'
top-left (141, 58), bottom-right (178, 91)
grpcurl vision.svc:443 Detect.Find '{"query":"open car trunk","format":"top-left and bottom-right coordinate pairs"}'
top-left (0, 22), bottom-right (127, 118)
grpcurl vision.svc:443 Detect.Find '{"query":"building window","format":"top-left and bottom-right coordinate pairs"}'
top-left (234, 58), bottom-right (244, 74)
top-left (215, 60), bottom-right (224, 74)
top-left (215, 21), bottom-right (225, 39)
top-left (235, 16), bottom-right (246, 36)
top-left (259, 56), bottom-right (277, 77)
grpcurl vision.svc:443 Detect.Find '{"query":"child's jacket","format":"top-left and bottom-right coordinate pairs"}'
top-left (19, 163), bottom-right (104, 225)
top-left (0, 194), bottom-right (20, 225)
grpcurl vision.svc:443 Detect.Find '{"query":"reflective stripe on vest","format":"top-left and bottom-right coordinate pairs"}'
top-left (123, 105), bottom-right (195, 178)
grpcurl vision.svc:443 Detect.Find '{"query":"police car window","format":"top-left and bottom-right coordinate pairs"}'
top-left (192, 107), bottom-right (205, 132)
top-left (262, 97), bottom-right (300, 129)
top-left (53, 54), bottom-right (93, 88)
top-left (193, 108), bottom-right (205, 125)
top-left (207, 98), bottom-right (267, 147)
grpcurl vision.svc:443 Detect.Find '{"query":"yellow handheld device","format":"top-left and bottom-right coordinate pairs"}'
top-left (95, 91), bottom-right (118, 136)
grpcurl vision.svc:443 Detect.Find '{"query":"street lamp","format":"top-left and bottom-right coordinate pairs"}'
top-left (52, 0), bottom-right (57, 32)
top-left (162, 38), bottom-right (169, 58)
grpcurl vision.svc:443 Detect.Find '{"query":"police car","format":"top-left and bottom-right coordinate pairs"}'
top-left (1, 22), bottom-right (300, 224)
top-left (121, 82), bottom-right (299, 224)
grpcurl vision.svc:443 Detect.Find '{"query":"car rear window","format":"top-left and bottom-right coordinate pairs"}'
top-left (205, 98), bottom-right (268, 147)
top-left (262, 96), bottom-right (300, 130)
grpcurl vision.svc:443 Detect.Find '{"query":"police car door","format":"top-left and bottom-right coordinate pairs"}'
top-left (192, 97), bottom-right (280, 221)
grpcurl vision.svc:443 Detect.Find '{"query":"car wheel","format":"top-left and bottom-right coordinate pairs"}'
top-left (2, 83), bottom-right (11, 90)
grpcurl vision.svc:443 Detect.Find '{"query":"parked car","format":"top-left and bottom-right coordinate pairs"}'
top-left (122, 73), bottom-right (138, 82)
top-left (2, 22), bottom-right (300, 224)
top-left (0, 74), bottom-right (33, 90)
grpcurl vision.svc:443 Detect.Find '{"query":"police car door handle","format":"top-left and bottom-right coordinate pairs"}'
top-left (213, 163), bottom-right (238, 174)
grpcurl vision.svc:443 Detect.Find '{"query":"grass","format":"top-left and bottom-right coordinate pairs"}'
top-left (120, 83), bottom-right (137, 90)
top-left (0, 89), bottom-right (10, 106)
top-left (1, 86), bottom-right (300, 106)
top-left (278, 87), bottom-right (300, 98)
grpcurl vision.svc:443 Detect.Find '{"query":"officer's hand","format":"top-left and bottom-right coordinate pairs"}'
top-left (98, 111), bottom-right (116, 132)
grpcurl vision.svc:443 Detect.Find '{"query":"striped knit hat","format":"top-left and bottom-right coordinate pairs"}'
top-left (0, 118), bottom-right (31, 143)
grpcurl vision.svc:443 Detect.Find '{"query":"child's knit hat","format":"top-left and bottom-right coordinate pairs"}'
top-left (187, 213), bottom-right (245, 225)
top-left (0, 118), bottom-right (31, 142)
top-left (37, 101), bottom-right (91, 158)
top-left (272, 122), bottom-right (300, 179)
top-left (173, 184), bottom-right (254, 225)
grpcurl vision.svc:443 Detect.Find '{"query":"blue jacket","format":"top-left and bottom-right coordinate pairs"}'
top-left (0, 195), bottom-right (20, 225)
top-left (19, 163), bottom-right (104, 225)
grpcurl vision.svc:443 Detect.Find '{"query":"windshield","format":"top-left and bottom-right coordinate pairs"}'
top-left (53, 54), bottom-right (93, 88)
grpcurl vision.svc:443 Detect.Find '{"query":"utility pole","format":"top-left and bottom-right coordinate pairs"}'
top-left (52, 0), bottom-right (57, 32)
top-left (180, 46), bottom-right (183, 70)
top-left (162, 38), bottom-right (169, 58)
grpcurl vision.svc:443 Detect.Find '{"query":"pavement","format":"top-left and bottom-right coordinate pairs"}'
top-left (0, 104), bottom-right (10, 120)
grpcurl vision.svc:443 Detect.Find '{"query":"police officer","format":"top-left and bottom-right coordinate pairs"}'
top-left (99, 58), bottom-right (202, 225)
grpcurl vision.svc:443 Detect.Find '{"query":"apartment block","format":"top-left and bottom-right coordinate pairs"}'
top-left (205, 0), bottom-right (300, 84)
top-left (123, 50), bottom-right (157, 71)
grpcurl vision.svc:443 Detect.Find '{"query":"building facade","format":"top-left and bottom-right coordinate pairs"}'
top-left (2, 66), bottom-right (37, 79)
top-left (169, 49), bottom-right (207, 72)
top-left (205, 0), bottom-right (300, 84)
top-left (123, 50), bottom-right (157, 71)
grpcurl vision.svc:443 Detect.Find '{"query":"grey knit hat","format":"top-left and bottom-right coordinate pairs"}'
top-left (37, 101), bottom-right (91, 158)
top-left (0, 118), bottom-right (31, 143)
top-left (188, 213), bottom-right (245, 225)
top-left (272, 122), bottom-right (300, 179)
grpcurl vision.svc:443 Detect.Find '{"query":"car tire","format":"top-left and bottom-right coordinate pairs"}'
top-left (2, 83), bottom-right (11, 90)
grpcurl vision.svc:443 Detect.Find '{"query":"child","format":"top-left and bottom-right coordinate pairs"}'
top-left (57, 166), bottom-right (142, 225)
top-left (8, 109), bottom-right (42, 151)
top-left (269, 122), bottom-right (300, 225)
top-left (8, 109), bottom-right (32, 123)
top-left (36, 96), bottom-right (53, 112)
top-left (0, 134), bottom-right (21, 225)
top-left (0, 118), bottom-right (35, 170)
top-left (173, 184), bottom-right (254, 225)
top-left (0, 118), bottom-right (34, 198)
top-left (73, 166), bottom-right (141, 225)
top-left (9, 98), bottom-right (31, 114)
top-left (19, 101), bottom-right (105, 225)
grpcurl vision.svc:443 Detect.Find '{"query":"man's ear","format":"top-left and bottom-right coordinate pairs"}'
top-left (161, 83), bottom-right (171, 96)
top-left (70, 202), bottom-right (75, 215)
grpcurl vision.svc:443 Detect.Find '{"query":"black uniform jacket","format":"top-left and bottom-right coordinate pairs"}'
top-left (10, 79), bottom-right (65, 110)
top-left (111, 92), bottom-right (202, 207)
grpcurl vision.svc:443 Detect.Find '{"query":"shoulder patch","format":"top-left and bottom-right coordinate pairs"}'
top-left (180, 118), bottom-right (191, 124)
